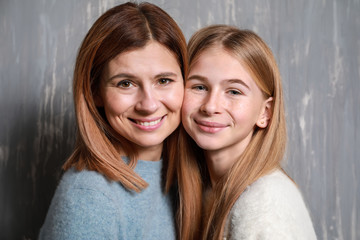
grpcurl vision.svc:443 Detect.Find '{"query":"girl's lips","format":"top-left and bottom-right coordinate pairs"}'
top-left (129, 116), bottom-right (166, 131)
top-left (194, 119), bottom-right (228, 133)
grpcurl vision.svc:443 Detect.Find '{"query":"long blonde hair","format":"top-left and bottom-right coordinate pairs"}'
top-left (63, 2), bottom-right (187, 193)
top-left (177, 25), bottom-right (286, 239)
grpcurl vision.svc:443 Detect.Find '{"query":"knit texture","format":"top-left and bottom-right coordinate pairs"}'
top-left (224, 169), bottom-right (317, 240)
top-left (39, 158), bottom-right (175, 240)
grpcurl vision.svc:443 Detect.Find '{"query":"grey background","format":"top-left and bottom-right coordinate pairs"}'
top-left (1, 0), bottom-right (359, 239)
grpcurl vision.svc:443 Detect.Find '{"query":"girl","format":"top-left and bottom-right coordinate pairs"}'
top-left (177, 25), bottom-right (316, 239)
top-left (39, 2), bottom-right (187, 239)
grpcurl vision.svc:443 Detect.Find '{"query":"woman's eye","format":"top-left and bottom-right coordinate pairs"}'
top-left (158, 78), bottom-right (173, 85)
top-left (228, 89), bottom-right (242, 95)
top-left (117, 80), bottom-right (132, 88)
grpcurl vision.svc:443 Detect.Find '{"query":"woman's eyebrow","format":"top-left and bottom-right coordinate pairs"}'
top-left (107, 73), bottom-right (135, 82)
top-left (154, 72), bottom-right (178, 78)
top-left (107, 72), bottom-right (178, 82)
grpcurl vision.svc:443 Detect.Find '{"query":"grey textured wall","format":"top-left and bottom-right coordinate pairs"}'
top-left (1, 0), bottom-right (359, 239)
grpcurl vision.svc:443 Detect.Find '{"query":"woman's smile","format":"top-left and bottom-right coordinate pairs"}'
top-left (130, 115), bottom-right (166, 131)
top-left (98, 41), bottom-right (184, 150)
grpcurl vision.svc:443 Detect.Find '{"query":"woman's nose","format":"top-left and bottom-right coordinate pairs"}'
top-left (134, 88), bottom-right (160, 114)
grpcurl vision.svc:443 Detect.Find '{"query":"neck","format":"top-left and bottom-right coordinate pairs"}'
top-left (119, 143), bottom-right (163, 161)
top-left (205, 132), bottom-right (253, 186)
top-left (138, 145), bottom-right (163, 161)
top-left (205, 150), bottom-right (239, 187)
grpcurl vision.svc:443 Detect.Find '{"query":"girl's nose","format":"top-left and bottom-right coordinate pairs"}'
top-left (200, 91), bottom-right (221, 115)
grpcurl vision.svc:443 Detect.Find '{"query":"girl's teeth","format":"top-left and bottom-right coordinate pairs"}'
top-left (137, 118), bottom-right (161, 126)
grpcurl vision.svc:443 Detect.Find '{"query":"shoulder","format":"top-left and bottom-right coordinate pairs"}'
top-left (50, 167), bottom-right (119, 212)
top-left (39, 168), bottom-right (119, 239)
top-left (50, 167), bottom-right (119, 205)
top-left (241, 169), bottom-right (303, 206)
top-left (227, 169), bottom-right (317, 240)
top-left (61, 167), bottom-right (112, 190)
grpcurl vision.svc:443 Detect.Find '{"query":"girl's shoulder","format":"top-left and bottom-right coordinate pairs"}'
top-left (243, 169), bottom-right (299, 201)
top-left (231, 169), bottom-right (305, 218)
top-left (227, 169), bottom-right (317, 239)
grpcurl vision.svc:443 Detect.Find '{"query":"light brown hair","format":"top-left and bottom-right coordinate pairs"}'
top-left (63, 2), bottom-right (187, 193)
top-left (177, 25), bottom-right (286, 239)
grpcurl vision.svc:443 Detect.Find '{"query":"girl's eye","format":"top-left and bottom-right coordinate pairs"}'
top-left (117, 80), bottom-right (133, 88)
top-left (158, 78), bottom-right (173, 85)
top-left (192, 85), bottom-right (207, 91)
top-left (228, 89), bottom-right (242, 95)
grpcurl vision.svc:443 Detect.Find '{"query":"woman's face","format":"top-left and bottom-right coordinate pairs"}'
top-left (98, 41), bottom-right (184, 155)
top-left (182, 46), bottom-right (271, 157)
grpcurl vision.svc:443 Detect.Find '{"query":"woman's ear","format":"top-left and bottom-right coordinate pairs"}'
top-left (256, 97), bottom-right (273, 128)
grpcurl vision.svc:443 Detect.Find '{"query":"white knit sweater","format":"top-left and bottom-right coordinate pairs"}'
top-left (224, 169), bottom-right (317, 240)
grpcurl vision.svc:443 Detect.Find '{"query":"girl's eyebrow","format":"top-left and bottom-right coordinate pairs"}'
top-left (187, 74), bottom-right (207, 81)
top-left (226, 79), bottom-right (250, 90)
top-left (188, 75), bottom-right (250, 90)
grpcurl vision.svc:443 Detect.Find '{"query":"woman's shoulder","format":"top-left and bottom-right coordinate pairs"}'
top-left (57, 168), bottom-right (114, 197)
top-left (61, 167), bottom-right (111, 187)
top-left (56, 168), bottom-right (118, 204)
top-left (227, 169), bottom-right (317, 239)
top-left (39, 168), bottom-right (121, 239)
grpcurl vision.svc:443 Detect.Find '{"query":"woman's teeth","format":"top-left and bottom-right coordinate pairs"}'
top-left (136, 118), bottom-right (161, 126)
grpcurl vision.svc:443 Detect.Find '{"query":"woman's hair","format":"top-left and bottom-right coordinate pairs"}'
top-left (63, 2), bottom-right (187, 193)
top-left (177, 25), bottom-right (286, 239)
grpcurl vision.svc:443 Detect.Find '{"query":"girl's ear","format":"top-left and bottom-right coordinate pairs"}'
top-left (256, 97), bottom-right (273, 128)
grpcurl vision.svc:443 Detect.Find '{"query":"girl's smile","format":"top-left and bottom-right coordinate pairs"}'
top-left (182, 45), bottom-right (272, 162)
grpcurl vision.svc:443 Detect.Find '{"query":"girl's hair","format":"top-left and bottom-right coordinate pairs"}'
top-left (63, 2), bottom-right (187, 193)
top-left (177, 25), bottom-right (286, 239)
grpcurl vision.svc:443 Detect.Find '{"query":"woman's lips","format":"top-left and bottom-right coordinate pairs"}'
top-left (129, 116), bottom-right (166, 131)
top-left (194, 119), bottom-right (228, 133)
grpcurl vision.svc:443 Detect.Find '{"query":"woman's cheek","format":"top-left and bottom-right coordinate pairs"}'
top-left (166, 85), bottom-right (185, 111)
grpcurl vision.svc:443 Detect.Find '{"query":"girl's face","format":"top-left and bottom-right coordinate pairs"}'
top-left (182, 46), bottom-right (271, 157)
top-left (98, 41), bottom-right (184, 157)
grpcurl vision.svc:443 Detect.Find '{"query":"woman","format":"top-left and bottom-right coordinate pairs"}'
top-left (39, 2), bottom-right (187, 239)
top-left (177, 25), bottom-right (316, 239)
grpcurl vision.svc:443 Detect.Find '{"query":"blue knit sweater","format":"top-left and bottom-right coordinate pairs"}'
top-left (39, 158), bottom-right (176, 240)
